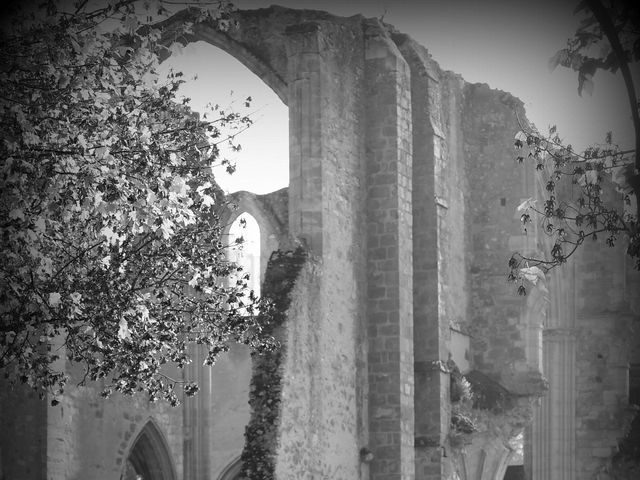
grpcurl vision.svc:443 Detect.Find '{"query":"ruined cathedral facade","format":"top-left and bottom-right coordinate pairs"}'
top-left (1, 6), bottom-right (639, 480)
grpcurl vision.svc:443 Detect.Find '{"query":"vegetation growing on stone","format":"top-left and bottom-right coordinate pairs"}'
top-left (449, 363), bottom-right (537, 451)
top-left (241, 247), bottom-right (307, 480)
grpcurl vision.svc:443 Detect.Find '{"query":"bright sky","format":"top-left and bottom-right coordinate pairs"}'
top-left (228, 212), bottom-right (261, 296)
top-left (161, 0), bottom-right (636, 195)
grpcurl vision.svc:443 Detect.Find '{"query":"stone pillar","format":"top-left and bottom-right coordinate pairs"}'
top-left (364, 20), bottom-right (415, 480)
top-left (395, 37), bottom-right (469, 479)
top-left (395, 41), bottom-right (448, 480)
top-left (184, 344), bottom-right (211, 480)
top-left (285, 23), bottom-right (325, 254)
top-left (45, 337), bottom-right (69, 480)
top-left (525, 266), bottom-right (577, 480)
top-left (528, 269), bottom-right (576, 480)
top-left (529, 328), bottom-right (576, 480)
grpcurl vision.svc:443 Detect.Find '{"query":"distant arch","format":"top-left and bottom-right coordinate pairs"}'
top-left (228, 212), bottom-right (261, 300)
top-left (221, 190), bottom-right (288, 278)
top-left (121, 420), bottom-right (177, 480)
top-left (218, 456), bottom-right (243, 480)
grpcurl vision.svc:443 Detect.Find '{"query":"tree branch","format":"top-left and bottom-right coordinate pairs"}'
top-left (585, 0), bottom-right (640, 217)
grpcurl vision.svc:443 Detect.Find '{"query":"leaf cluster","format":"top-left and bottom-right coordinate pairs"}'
top-left (549, 0), bottom-right (639, 96)
top-left (509, 0), bottom-right (640, 295)
top-left (0, 0), bottom-right (272, 405)
top-left (509, 124), bottom-right (638, 294)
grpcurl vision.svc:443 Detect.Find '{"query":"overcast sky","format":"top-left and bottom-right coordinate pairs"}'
top-left (162, 0), bottom-right (635, 194)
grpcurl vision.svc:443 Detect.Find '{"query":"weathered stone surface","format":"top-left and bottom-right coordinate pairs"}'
top-left (2, 6), bottom-right (638, 480)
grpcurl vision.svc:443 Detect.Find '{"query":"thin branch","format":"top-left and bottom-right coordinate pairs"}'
top-left (52, 240), bottom-right (105, 280)
top-left (585, 0), bottom-right (640, 172)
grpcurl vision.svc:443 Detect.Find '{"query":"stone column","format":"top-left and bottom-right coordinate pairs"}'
top-left (184, 344), bottom-right (211, 480)
top-left (529, 328), bottom-right (576, 480)
top-left (527, 270), bottom-right (576, 480)
top-left (46, 336), bottom-right (68, 480)
top-left (395, 41), bottom-right (448, 480)
top-left (395, 37), bottom-right (470, 479)
top-left (285, 23), bottom-right (325, 254)
top-left (281, 19), bottom-right (366, 479)
top-left (364, 20), bottom-right (415, 480)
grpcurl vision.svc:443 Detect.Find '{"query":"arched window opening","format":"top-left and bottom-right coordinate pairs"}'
top-left (158, 41), bottom-right (288, 195)
top-left (121, 421), bottom-right (176, 480)
top-left (228, 212), bottom-right (261, 308)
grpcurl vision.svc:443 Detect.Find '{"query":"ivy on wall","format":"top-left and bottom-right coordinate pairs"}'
top-left (240, 247), bottom-right (308, 480)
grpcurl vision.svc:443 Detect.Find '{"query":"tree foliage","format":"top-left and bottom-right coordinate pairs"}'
top-left (509, 0), bottom-right (640, 294)
top-left (0, 0), bottom-right (273, 406)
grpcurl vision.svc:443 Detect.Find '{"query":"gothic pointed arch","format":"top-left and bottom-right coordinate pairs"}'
top-left (122, 419), bottom-right (177, 480)
top-left (228, 211), bottom-right (261, 299)
top-left (221, 190), bottom-right (289, 281)
top-left (150, 7), bottom-right (289, 104)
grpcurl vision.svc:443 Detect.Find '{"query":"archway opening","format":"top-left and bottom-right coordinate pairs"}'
top-left (158, 41), bottom-right (288, 195)
top-left (122, 421), bottom-right (176, 480)
top-left (228, 212), bottom-right (261, 302)
top-left (154, 26), bottom-right (284, 480)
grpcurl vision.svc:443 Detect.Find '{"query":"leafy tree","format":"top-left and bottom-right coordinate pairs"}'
top-left (509, 0), bottom-right (640, 294)
top-left (0, 0), bottom-right (273, 406)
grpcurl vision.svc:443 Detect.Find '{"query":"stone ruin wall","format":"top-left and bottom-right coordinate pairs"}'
top-left (213, 9), bottom-right (551, 478)
top-left (1, 6), bottom-right (639, 480)
top-left (573, 231), bottom-right (639, 478)
top-left (0, 358), bottom-right (185, 480)
top-left (530, 196), bottom-right (640, 478)
top-left (525, 146), bottom-right (640, 480)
